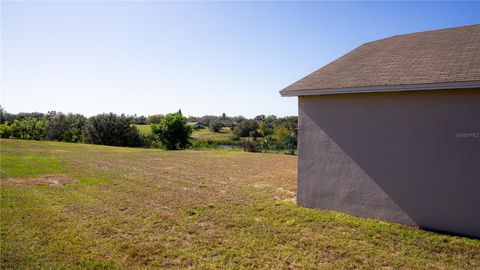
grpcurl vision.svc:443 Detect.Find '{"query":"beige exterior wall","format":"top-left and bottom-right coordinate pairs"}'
top-left (297, 89), bottom-right (480, 238)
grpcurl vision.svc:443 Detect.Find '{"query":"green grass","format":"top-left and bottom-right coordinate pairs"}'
top-left (134, 124), bottom-right (152, 135)
top-left (1, 139), bottom-right (479, 269)
top-left (191, 127), bottom-right (233, 142)
top-left (135, 125), bottom-right (234, 142)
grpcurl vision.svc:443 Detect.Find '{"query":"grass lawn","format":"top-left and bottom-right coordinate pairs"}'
top-left (1, 139), bottom-right (479, 269)
top-left (191, 127), bottom-right (233, 142)
top-left (134, 124), bottom-right (152, 135)
top-left (134, 125), bottom-right (234, 143)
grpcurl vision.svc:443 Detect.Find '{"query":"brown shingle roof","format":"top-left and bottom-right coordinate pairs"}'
top-left (281, 25), bottom-right (480, 96)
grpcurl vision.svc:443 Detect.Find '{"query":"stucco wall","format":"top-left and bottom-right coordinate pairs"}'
top-left (297, 89), bottom-right (480, 238)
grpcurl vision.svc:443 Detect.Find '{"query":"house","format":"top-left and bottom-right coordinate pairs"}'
top-left (280, 25), bottom-right (480, 238)
top-left (187, 122), bottom-right (205, 129)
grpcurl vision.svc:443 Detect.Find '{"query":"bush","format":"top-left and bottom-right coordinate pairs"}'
top-left (0, 123), bottom-right (12, 138)
top-left (190, 139), bottom-right (217, 149)
top-left (151, 113), bottom-right (192, 150)
top-left (261, 136), bottom-right (274, 152)
top-left (84, 113), bottom-right (144, 147)
top-left (243, 139), bottom-right (261, 152)
top-left (10, 118), bottom-right (48, 140)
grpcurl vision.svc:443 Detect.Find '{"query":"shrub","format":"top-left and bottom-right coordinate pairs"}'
top-left (261, 136), bottom-right (275, 152)
top-left (0, 123), bottom-right (12, 138)
top-left (10, 118), bottom-right (48, 140)
top-left (190, 139), bottom-right (217, 149)
top-left (285, 132), bottom-right (297, 155)
top-left (84, 113), bottom-right (144, 147)
top-left (151, 113), bottom-right (192, 150)
top-left (243, 139), bottom-right (261, 152)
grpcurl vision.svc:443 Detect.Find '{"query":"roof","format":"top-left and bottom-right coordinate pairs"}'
top-left (281, 25), bottom-right (480, 96)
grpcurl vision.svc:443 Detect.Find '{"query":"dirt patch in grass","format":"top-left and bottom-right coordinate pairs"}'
top-left (3, 174), bottom-right (77, 186)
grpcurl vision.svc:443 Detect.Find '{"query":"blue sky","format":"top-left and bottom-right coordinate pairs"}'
top-left (1, 1), bottom-right (479, 118)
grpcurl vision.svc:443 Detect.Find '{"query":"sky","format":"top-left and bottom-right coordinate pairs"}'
top-left (1, 1), bottom-right (479, 118)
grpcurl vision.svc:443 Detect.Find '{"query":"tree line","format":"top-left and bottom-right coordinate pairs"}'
top-left (0, 106), bottom-right (297, 153)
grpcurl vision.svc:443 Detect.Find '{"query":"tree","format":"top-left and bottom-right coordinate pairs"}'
top-left (84, 113), bottom-right (144, 147)
top-left (45, 111), bottom-right (68, 141)
top-left (286, 132), bottom-right (297, 155)
top-left (273, 124), bottom-right (297, 155)
top-left (151, 113), bottom-right (192, 150)
top-left (130, 114), bottom-right (147, 125)
top-left (254, 114), bottom-right (265, 122)
top-left (209, 118), bottom-right (222, 132)
top-left (146, 114), bottom-right (164, 124)
top-left (265, 115), bottom-right (277, 124)
top-left (198, 115), bottom-right (219, 127)
top-left (259, 121), bottom-right (273, 137)
top-left (10, 118), bottom-right (48, 140)
top-left (233, 119), bottom-right (258, 138)
top-left (273, 125), bottom-right (289, 146)
top-left (0, 106), bottom-right (6, 123)
top-left (63, 114), bottom-right (87, 142)
top-left (274, 116), bottom-right (298, 133)
top-left (44, 112), bottom-right (86, 142)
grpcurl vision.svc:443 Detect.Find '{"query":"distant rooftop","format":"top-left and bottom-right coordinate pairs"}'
top-left (281, 24), bottom-right (480, 96)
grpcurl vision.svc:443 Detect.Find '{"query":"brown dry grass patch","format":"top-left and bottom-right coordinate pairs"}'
top-left (3, 174), bottom-right (77, 186)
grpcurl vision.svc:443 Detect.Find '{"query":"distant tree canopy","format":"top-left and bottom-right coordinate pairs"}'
top-left (0, 105), bottom-right (298, 153)
top-left (233, 119), bottom-right (259, 138)
top-left (254, 114), bottom-right (266, 121)
top-left (151, 113), bottom-right (192, 150)
top-left (84, 113), bottom-right (144, 147)
top-left (43, 112), bottom-right (86, 142)
top-left (146, 114), bottom-right (164, 125)
top-left (130, 114), bottom-right (147, 125)
top-left (0, 106), bottom-right (45, 124)
top-left (274, 116), bottom-right (298, 133)
top-left (259, 121), bottom-right (273, 137)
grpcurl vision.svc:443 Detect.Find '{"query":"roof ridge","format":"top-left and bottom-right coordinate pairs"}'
top-left (281, 24), bottom-right (480, 96)
top-left (360, 24), bottom-right (480, 47)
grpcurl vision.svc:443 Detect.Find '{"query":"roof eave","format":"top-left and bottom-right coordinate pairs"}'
top-left (280, 81), bottom-right (480, 97)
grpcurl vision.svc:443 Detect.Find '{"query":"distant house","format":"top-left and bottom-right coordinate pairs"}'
top-left (187, 122), bottom-right (205, 129)
top-left (280, 25), bottom-right (480, 238)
